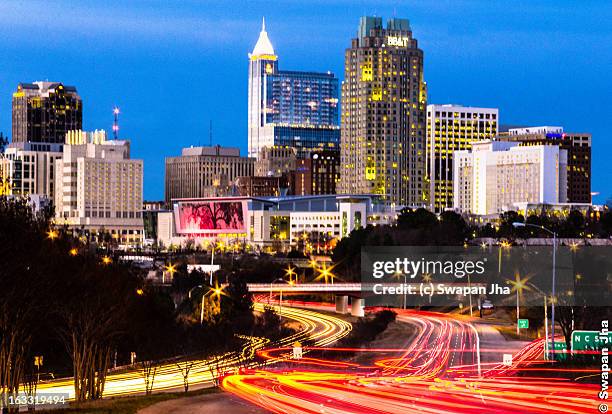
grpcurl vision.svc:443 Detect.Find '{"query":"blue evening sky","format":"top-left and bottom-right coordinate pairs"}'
top-left (0, 1), bottom-right (610, 202)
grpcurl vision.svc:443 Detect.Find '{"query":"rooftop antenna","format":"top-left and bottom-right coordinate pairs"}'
top-left (112, 106), bottom-right (120, 139)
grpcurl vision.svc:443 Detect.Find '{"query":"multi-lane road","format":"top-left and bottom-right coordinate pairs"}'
top-left (35, 302), bottom-right (351, 400)
top-left (223, 307), bottom-right (600, 414)
top-left (34, 299), bottom-right (599, 413)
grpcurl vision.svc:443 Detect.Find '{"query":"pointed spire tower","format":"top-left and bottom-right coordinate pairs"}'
top-left (248, 17), bottom-right (278, 158)
top-left (249, 17), bottom-right (276, 60)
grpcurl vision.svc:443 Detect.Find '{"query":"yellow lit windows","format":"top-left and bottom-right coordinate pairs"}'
top-left (361, 63), bottom-right (373, 81)
top-left (371, 87), bottom-right (382, 101)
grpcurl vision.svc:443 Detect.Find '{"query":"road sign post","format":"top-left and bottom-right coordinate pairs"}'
top-left (571, 330), bottom-right (612, 353)
top-left (502, 354), bottom-right (513, 366)
top-left (292, 341), bottom-right (303, 360)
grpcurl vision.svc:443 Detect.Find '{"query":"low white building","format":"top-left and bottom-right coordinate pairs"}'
top-left (453, 140), bottom-right (567, 216)
top-left (156, 194), bottom-right (394, 249)
top-left (54, 130), bottom-right (144, 245)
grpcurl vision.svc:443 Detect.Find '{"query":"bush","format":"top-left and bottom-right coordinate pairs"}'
top-left (341, 310), bottom-right (396, 347)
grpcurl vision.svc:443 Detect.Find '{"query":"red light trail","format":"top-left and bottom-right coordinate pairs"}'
top-left (223, 306), bottom-right (600, 414)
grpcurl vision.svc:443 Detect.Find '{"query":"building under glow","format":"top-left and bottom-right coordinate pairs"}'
top-left (54, 130), bottom-right (144, 245)
top-left (339, 16), bottom-right (427, 207)
top-left (12, 82), bottom-right (82, 145)
top-left (247, 19), bottom-right (339, 158)
top-left (453, 140), bottom-right (567, 216)
top-left (497, 126), bottom-right (591, 204)
top-left (426, 104), bottom-right (498, 212)
top-left (156, 194), bottom-right (396, 250)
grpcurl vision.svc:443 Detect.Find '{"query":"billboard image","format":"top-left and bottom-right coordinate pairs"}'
top-left (175, 200), bottom-right (246, 234)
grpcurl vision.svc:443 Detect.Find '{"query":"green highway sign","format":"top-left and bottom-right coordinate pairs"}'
top-left (547, 341), bottom-right (568, 361)
top-left (571, 330), bottom-right (612, 351)
top-left (518, 319), bottom-right (529, 329)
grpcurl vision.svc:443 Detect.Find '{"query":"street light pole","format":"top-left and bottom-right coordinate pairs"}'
top-left (513, 221), bottom-right (557, 359)
top-left (551, 230), bottom-right (557, 359)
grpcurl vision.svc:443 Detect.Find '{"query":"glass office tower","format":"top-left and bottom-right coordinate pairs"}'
top-left (248, 19), bottom-right (339, 158)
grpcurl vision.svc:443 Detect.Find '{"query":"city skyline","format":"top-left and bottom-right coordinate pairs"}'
top-left (0, 1), bottom-right (609, 201)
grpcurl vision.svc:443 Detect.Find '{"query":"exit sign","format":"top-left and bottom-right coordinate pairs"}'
top-left (571, 330), bottom-right (612, 351)
top-left (518, 319), bottom-right (529, 329)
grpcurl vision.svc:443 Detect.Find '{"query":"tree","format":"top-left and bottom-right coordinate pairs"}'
top-left (438, 211), bottom-right (470, 243)
top-left (497, 211), bottom-right (525, 239)
top-left (0, 197), bottom-right (52, 411)
top-left (54, 256), bottom-right (140, 401)
top-left (176, 361), bottom-right (195, 392)
top-left (396, 208), bottom-right (438, 231)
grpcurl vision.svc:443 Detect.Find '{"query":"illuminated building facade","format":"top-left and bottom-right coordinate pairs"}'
top-left (497, 126), bottom-right (591, 204)
top-left (453, 141), bottom-right (567, 216)
top-left (165, 145), bottom-right (254, 203)
top-left (54, 130), bottom-right (144, 245)
top-left (0, 142), bottom-right (62, 198)
top-left (294, 149), bottom-right (340, 196)
top-left (426, 104), bottom-right (498, 212)
top-left (156, 194), bottom-right (395, 249)
top-left (12, 82), bottom-right (82, 145)
top-left (248, 19), bottom-right (339, 158)
top-left (339, 16), bottom-right (427, 207)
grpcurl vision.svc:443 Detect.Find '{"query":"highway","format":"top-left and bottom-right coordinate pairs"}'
top-left (222, 307), bottom-right (600, 414)
top-left (35, 301), bottom-right (352, 399)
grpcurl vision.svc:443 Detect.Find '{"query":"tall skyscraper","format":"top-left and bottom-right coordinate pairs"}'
top-left (12, 82), bottom-right (82, 145)
top-left (497, 126), bottom-right (591, 204)
top-left (248, 18), bottom-right (339, 158)
top-left (339, 16), bottom-right (427, 207)
top-left (426, 104), bottom-right (498, 212)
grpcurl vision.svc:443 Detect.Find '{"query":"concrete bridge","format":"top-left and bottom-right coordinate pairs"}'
top-left (246, 282), bottom-right (485, 317)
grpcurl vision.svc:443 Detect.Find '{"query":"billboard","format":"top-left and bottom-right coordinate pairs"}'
top-left (174, 200), bottom-right (246, 234)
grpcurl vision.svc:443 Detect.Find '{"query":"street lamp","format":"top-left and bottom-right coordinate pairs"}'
top-left (201, 283), bottom-right (224, 324)
top-left (506, 272), bottom-right (531, 335)
top-left (317, 263), bottom-right (335, 285)
top-left (163, 262), bottom-right (177, 284)
top-left (47, 229), bottom-right (58, 240)
top-left (285, 265), bottom-right (297, 285)
top-left (513, 221), bottom-right (557, 359)
top-left (269, 278), bottom-right (291, 326)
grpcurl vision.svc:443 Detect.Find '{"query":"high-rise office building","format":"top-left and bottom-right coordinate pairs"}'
top-left (339, 16), bottom-right (427, 207)
top-left (453, 141), bottom-right (567, 215)
top-left (165, 145), bottom-right (254, 203)
top-left (497, 126), bottom-right (591, 204)
top-left (12, 82), bottom-right (82, 145)
top-left (426, 104), bottom-right (498, 212)
top-left (54, 130), bottom-right (144, 245)
top-left (248, 19), bottom-right (339, 158)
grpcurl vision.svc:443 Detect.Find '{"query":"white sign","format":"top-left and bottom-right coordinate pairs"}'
top-left (188, 264), bottom-right (220, 274)
top-left (387, 36), bottom-right (410, 47)
top-left (502, 354), bottom-right (513, 366)
top-left (292, 342), bottom-right (303, 359)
